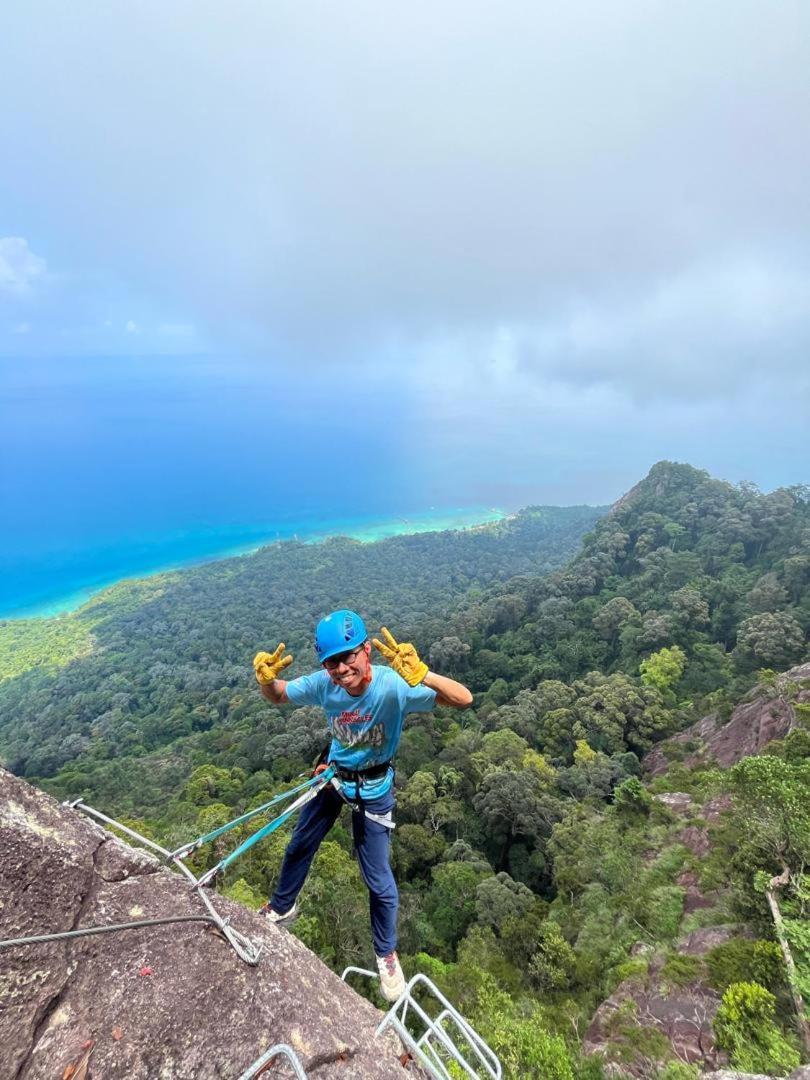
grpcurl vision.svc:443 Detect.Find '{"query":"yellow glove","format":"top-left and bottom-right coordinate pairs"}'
top-left (372, 627), bottom-right (428, 687)
top-left (253, 644), bottom-right (293, 686)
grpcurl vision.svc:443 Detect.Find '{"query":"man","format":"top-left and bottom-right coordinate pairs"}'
top-left (253, 608), bottom-right (472, 1001)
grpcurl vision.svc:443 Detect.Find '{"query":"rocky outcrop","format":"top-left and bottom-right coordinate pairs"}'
top-left (0, 767), bottom-right (412, 1079)
top-left (584, 928), bottom-right (743, 1076)
top-left (650, 793), bottom-right (720, 914)
top-left (644, 664), bottom-right (810, 777)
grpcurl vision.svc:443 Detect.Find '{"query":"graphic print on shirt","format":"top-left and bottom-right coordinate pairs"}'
top-left (330, 709), bottom-right (386, 750)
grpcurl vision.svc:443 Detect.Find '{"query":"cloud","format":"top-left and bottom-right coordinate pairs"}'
top-left (0, 238), bottom-right (46, 296)
top-left (13, 322), bottom-right (31, 334)
top-left (124, 320), bottom-right (139, 334)
top-left (1, 2), bottom-right (808, 363)
top-left (485, 257), bottom-right (810, 402)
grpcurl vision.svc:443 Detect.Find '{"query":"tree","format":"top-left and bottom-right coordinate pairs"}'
top-left (671, 586), bottom-right (709, 629)
top-left (639, 645), bottom-right (687, 698)
top-left (474, 729), bottom-right (530, 773)
top-left (727, 754), bottom-right (810, 1054)
top-left (398, 771), bottom-right (438, 826)
top-left (592, 597), bottom-right (641, 642)
top-left (475, 872), bottom-right (534, 932)
top-left (471, 974), bottom-right (575, 1080)
top-left (569, 672), bottom-right (673, 757)
top-left (613, 777), bottom-right (652, 818)
top-left (395, 824), bottom-right (446, 877)
top-left (745, 573), bottom-right (789, 616)
top-left (428, 636), bottom-right (471, 675)
top-left (183, 765), bottom-right (244, 805)
top-left (735, 612), bottom-right (806, 669)
top-left (426, 862), bottom-right (489, 950)
top-left (473, 767), bottom-right (562, 866)
top-left (713, 982), bottom-right (800, 1075)
top-left (527, 921), bottom-right (576, 991)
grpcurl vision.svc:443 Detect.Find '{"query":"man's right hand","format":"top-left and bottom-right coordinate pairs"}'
top-left (253, 644), bottom-right (293, 686)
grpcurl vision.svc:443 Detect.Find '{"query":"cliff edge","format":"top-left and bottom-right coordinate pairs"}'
top-left (0, 767), bottom-right (409, 1079)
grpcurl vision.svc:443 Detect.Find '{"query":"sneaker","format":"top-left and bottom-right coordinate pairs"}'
top-left (376, 951), bottom-right (406, 1002)
top-left (260, 900), bottom-right (299, 926)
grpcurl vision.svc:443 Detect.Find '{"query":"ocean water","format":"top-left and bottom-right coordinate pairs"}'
top-left (0, 506), bottom-right (504, 619)
top-left (0, 355), bottom-right (506, 619)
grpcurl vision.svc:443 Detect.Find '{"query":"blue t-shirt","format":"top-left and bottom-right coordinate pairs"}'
top-left (285, 665), bottom-right (437, 798)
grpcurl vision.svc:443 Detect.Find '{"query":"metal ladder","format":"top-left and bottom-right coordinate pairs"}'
top-left (342, 968), bottom-right (502, 1080)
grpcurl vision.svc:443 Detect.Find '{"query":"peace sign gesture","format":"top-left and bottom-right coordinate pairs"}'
top-left (372, 626), bottom-right (429, 687)
top-left (253, 643), bottom-right (294, 685)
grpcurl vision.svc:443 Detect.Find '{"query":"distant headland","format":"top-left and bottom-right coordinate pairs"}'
top-left (1, 506), bottom-right (507, 621)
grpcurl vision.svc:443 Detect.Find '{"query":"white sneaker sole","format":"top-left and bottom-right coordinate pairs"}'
top-left (263, 903), bottom-right (298, 926)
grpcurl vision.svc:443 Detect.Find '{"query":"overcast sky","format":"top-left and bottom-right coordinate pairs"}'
top-left (1, 1), bottom-right (807, 503)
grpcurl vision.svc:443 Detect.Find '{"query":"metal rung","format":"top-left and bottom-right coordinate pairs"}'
top-left (238, 1043), bottom-right (308, 1079)
top-left (341, 968), bottom-right (501, 1080)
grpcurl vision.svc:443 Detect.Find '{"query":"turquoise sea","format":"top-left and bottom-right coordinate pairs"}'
top-left (1, 505), bottom-right (505, 620)
top-left (1, 354), bottom-right (531, 620)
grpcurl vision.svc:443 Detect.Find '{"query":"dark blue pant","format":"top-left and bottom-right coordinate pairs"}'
top-left (271, 785), bottom-right (398, 956)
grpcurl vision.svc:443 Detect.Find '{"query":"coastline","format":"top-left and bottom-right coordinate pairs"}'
top-left (1, 506), bottom-right (507, 622)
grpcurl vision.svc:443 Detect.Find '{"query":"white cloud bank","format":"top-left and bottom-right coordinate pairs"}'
top-left (421, 256), bottom-right (810, 404)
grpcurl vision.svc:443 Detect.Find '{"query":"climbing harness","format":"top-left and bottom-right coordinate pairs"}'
top-left (329, 763), bottom-right (396, 832)
top-left (341, 969), bottom-right (502, 1080)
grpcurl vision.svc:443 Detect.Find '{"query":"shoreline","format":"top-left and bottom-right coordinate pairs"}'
top-left (1, 506), bottom-right (508, 622)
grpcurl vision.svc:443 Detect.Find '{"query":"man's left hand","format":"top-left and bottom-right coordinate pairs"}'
top-left (372, 627), bottom-right (428, 686)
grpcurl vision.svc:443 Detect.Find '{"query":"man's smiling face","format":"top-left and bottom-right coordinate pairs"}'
top-left (323, 640), bottom-right (372, 695)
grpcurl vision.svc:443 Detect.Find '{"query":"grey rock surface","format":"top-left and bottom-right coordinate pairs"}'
top-left (678, 925), bottom-right (742, 957)
top-left (653, 792), bottom-right (694, 815)
top-left (703, 1073), bottom-right (775, 1080)
top-left (0, 767), bottom-right (412, 1079)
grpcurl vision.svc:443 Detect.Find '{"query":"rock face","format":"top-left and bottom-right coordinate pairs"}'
top-left (583, 928), bottom-right (742, 1076)
top-left (0, 768), bottom-right (413, 1079)
top-left (644, 664), bottom-right (810, 778)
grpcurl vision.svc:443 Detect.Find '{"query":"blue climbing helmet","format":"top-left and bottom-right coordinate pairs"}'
top-left (314, 609), bottom-right (368, 663)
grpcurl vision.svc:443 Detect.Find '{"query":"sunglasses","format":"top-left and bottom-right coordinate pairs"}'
top-left (322, 646), bottom-right (364, 671)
